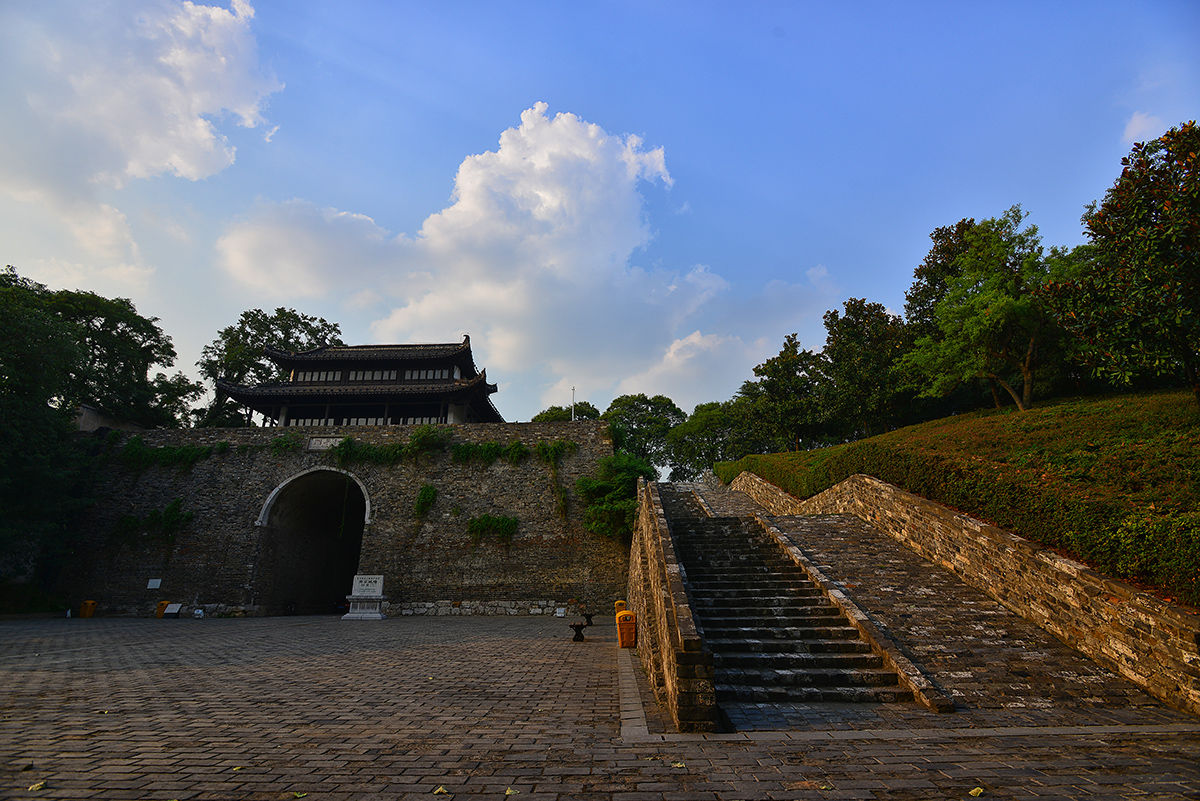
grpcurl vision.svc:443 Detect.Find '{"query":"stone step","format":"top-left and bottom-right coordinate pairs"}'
top-left (702, 611), bottom-right (844, 627)
top-left (715, 683), bottom-right (915, 703)
top-left (716, 666), bottom-right (901, 689)
top-left (713, 651), bottom-right (884, 669)
top-left (689, 588), bottom-right (825, 601)
top-left (699, 624), bottom-right (862, 641)
top-left (690, 596), bottom-right (830, 610)
top-left (704, 637), bottom-right (874, 655)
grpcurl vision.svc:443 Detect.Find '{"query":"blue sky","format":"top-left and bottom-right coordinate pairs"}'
top-left (1, 1), bottom-right (1197, 421)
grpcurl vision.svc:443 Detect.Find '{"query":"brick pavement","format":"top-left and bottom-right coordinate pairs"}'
top-left (2, 610), bottom-right (1199, 801)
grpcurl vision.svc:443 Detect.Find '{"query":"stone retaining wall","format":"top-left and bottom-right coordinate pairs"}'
top-left (730, 470), bottom-right (1200, 717)
top-left (627, 479), bottom-right (717, 732)
top-left (67, 422), bottom-right (625, 617)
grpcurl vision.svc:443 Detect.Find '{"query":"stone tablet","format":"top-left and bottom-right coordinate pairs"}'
top-left (146, 578), bottom-right (161, 589)
top-left (351, 574), bottom-right (384, 597)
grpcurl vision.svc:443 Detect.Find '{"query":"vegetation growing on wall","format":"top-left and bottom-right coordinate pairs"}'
top-left (118, 435), bottom-right (222, 471)
top-left (468, 513), bottom-right (518, 546)
top-left (329, 425), bottom-right (450, 466)
top-left (414, 484), bottom-right (437, 517)
top-left (268, 432), bottom-right (304, 455)
top-left (451, 440), bottom-right (530, 467)
top-left (112, 498), bottom-right (194, 545)
top-left (535, 439), bottom-right (578, 518)
top-left (576, 452), bottom-right (656, 541)
top-left (715, 390), bottom-right (1200, 606)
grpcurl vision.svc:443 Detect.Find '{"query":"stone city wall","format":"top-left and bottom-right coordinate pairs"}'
top-left (626, 479), bottom-right (717, 732)
top-left (67, 422), bottom-right (626, 617)
top-left (730, 470), bottom-right (1200, 717)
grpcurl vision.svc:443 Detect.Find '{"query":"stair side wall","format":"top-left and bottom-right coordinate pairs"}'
top-left (627, 480), bottom-right (717, 732)
top-left (729, 470), bottom-right (1200, 717)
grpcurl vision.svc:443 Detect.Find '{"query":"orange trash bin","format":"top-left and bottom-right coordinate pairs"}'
top-left (79, 600), bottom-right (97, 618)
top-left (614, 600), bottom-right (628, 614)
top-left (616, 610), bottom-right (637, 648)
top-left (155, 601), bottom-right (170, 618)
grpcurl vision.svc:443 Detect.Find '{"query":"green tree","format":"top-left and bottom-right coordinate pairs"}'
top-left (1044, 121), bottom-right (1200, 407)
top-left (0, 268), bottom-right (199, 428)
top-left (739, 334), bottom-right (829, 450)
top-left (601, 393), bottom-right (686, 470)
top-left (530, 401), bottom-right (600, 422)
top-left (575, 452), bottom-right (656, 541)
top-left (665, 401), bottom-right (734, 480)
top-left (0, 269), bottom-right (86, 603)
top-left (196, 308), bottom-right (343, 426)
top-left (904, 217), bottom-right (977, 340)
top-left (821, 298), bottom-right (908, 438)
top-left (900, 206), bottom-right (1058, 411)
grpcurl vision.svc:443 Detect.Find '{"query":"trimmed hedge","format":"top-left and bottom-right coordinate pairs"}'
top-left (716, 391), bottom-right (1199, 607)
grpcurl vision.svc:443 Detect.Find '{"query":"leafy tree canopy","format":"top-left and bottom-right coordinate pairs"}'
top-left (1044, 121), bottom-right (1200, 406)
top-left (904, 217), bottom-right (977, 340)
top-left (601, 393), bottom-right (685, 470)
top-left (665, 401), bottom-right (734, 480)
top-left (530, 401), bottom-right (600, 422)
top-left (900, 206), bottom-right (1059, 411)
top-left (822, 298), bottom-right (908, 438)
top-left (1, 267), bottom-right (199, 428)
top-left (739, 333), bottom-right (828, 451)
top-left (575, 452), bottom-right (656, 541)
top-left (196, 307), bottom-right (343, 426)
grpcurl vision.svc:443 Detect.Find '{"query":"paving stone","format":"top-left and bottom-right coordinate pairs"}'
top-left (1, 576), bottom-right (1199, 799)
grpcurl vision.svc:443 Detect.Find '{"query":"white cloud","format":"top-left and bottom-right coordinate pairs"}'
top-left (1123, 111), bottom-right (1165, 144)
top-left (0, 0), bottom-right (280, 292)
top-left (215, 103), bottom-right (831, 420)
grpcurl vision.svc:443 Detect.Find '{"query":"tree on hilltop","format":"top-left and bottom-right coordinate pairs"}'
top-left (822, 298), bottom-right (908, 438)
top-left (1043, 121), bottom-right (1200, 407)
top-left (900, 206), bottom-right (1060, 411)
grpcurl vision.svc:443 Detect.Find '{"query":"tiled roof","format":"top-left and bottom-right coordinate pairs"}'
top-left (216, 370), bottom-right (496, 401)
top-left (264, 335), bottom-right (474, 365)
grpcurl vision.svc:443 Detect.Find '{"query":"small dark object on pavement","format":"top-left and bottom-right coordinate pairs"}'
top-left (569, 622), bottom-right (587, 641)
top-left (582, 613), bottom-right (594, 626)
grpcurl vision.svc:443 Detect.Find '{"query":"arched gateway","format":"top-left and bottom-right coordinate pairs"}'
top-left (253, 468), bottom-right (370, 615)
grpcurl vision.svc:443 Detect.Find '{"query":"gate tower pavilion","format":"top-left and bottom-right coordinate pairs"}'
top-left (216, 335), bottom-right (504, 426)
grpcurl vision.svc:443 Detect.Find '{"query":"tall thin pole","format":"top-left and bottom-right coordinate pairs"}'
top-left (571, 386), bottom-right (575, 421)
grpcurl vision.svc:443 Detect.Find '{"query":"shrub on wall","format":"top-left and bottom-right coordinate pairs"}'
top-left (118, 435), bottom-right (216, 471)
top-left (414, 484), bottom-right (437, 517)
top-left (468, 514), bottom-right (518, 546)
top-left (576, 452), bottom-right (656, 541)
top-left (112, 498), bottom-right (194, 545)
top-left (329, 425), bottom-right (451, 466)
top-left (535, 439), bottom-right (578, 518)
top-left (451, 440), bottom-right (530, 467)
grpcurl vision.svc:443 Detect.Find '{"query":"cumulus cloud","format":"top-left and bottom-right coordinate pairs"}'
top-left (1123, 111), bottom-right (1165, 144)
top-left (0, 0), bottom-right (280, 292)
top-left (215, 103), bottom-right (831, 419)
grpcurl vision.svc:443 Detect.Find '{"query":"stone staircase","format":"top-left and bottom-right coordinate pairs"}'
top-left (659, 485), bottom-right (912, 704)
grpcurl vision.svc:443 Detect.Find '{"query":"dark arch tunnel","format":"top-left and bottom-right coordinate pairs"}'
top-left (257, 470), bottom-right (367, 615)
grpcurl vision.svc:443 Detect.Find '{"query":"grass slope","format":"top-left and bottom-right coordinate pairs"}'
top-left (715, 390), bottom-right (1199, 606)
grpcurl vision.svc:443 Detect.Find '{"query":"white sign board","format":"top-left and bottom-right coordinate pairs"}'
top-left (146, 578), bottom-right (161, 589)
top-left (352, 574), bottom-right (384, 597)
top-left (307, 436), bottom-right (343, 451)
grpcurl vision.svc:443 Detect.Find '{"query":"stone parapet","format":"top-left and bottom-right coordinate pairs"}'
top-left (730, 470), bottom-right (1200, 717)
top-left (627, 479), bottom-right (717, 732)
